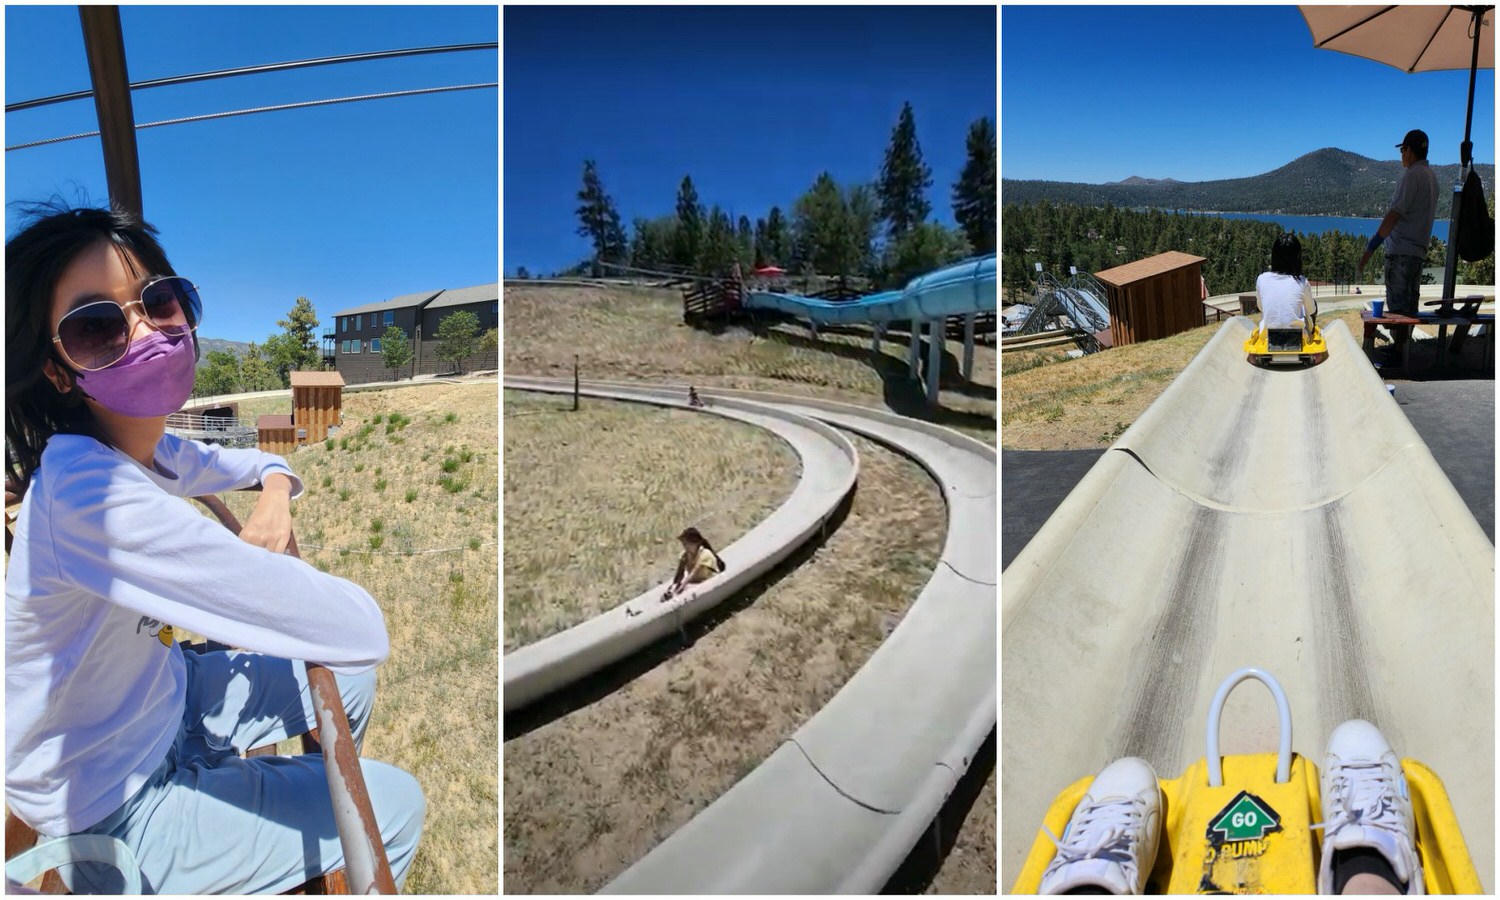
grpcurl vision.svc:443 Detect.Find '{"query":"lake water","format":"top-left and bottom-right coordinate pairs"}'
top-left (1186, 210), bottom-right (1449, 243)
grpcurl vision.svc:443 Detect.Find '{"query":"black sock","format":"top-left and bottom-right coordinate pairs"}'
top-left (1062, 887), bottom-right (1112, 895)
top-left (1333, 847), bottom-right (1405, 894)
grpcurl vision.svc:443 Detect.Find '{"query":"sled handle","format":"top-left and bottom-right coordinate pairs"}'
top-left (1206, 667), bottom-right (1293, 787)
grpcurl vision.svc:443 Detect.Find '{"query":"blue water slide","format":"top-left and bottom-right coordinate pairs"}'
top-left (743, 254), bottom-right (996, 326)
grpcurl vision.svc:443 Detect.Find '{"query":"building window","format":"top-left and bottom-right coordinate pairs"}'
top-left (371, 338), bottom-right (382, 352)
top-left (349, 341), bottom-right (360, 354)
top-left (340, 318), bottom-right (347, 333)
top-left (369, 313), bottom-right (377, 329)
top-left (383, 310), bottom-right (394, 326)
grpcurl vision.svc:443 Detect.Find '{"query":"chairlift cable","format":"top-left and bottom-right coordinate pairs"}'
top-left (6, 41), bottom-right (498, 112)
top-left (5, 82), bottom-right (497, 152)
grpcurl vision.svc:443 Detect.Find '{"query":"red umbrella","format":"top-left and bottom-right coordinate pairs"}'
top-left (753, 265), bottom-right (786, 276)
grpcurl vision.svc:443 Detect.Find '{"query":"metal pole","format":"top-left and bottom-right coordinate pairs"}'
top-left (1443, 5), bottom-right (1485, 301)
top-left (573, 355), bottom-right (580, 411)
top-left (78, 6), bottom-right (142, 217)
top-left (962, 313), bottom-right (976, 381)
top-left (871, 323), bottom-right (883, 358)
top-left (306, 665), bottom-right (398, 894)
top-left (908, 318), bottom-right (921, 376)
top-left (925, 318), bottom-right (942, 407)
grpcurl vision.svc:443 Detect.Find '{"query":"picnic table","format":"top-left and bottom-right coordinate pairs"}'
top-left (1361, 297), bottom-right (1495, 374)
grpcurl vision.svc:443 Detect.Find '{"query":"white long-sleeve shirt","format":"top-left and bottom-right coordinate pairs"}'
top-left (5, 433), bottom-right (389, 836)
top-left (1256, 271), bottom-right (1316, 330)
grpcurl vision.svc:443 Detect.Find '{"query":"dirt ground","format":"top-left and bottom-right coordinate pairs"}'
top-left (502, 430), bottom-right (997, 892)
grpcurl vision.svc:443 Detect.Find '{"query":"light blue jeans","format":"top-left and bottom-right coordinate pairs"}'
top-left (64, 650), bottom-right (425, 894)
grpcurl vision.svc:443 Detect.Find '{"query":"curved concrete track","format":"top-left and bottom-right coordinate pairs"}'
top-left (1001, 318), bottom-right (1494, 888)
top-left (502, 378), bottom-right (858, 711)
top-left (504, 378), bottom-right (996, 892)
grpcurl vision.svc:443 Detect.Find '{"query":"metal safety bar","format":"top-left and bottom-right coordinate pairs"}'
top-left (194, 493), bottom-right (397, 894)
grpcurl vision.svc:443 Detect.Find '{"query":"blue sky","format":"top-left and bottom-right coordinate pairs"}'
top-left (503, 5), bottom-right (997, 276)
top-left (1002, 5), bottom-right (1496, 183)
top-left (6, 5), bottom-right (498, 345)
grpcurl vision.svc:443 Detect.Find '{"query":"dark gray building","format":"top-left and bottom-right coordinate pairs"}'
top-left (327, 282), bottom-right (498, 385)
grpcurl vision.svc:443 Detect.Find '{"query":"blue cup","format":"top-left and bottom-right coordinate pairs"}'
top-left (1371, 299), bottom-right (1385, 318)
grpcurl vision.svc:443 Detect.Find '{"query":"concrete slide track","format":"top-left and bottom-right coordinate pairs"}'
top-left (504, 379), bottom-right (996, 892)
top-left (502, 378), bottom-right (858, 712)
top-left (1001, 317), bottom-right (1494, 888)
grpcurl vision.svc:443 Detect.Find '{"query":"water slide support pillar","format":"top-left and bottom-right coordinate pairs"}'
top-left (926, 318), bottom-right (942, 407)
top-left (962, 313), bottom-right (976, 381)
top-left (908, 319), bottom-right (921, 376)
top-left (872, 323), bottom-right (883, 358)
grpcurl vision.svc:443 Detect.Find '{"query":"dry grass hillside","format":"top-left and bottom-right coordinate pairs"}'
top-left (503, 284), bottom-right (996, 443)
top-left (1001, 309), bottom-right (1384, 449)
top-left (503, 390), bottom-right (799, 648)
top-left (213, 380), bottom-right (497, 894)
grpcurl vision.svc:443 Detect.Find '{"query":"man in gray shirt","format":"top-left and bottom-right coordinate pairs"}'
top-left (1360, 128), bottom-right (1439, 317)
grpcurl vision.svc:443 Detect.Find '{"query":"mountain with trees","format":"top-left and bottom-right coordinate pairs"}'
top-left (1001, 200), bottom-right (1494, 303)
top-left (1003, 148), bottom-right (1495, 217)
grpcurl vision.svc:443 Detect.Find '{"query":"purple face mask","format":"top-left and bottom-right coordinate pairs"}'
top-left (73, 330), bottom-right (197, 418)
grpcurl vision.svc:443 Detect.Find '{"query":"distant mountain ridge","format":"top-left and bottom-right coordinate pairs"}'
top-left (1004, 148), bottom-right (1494, 217)
top-left (195, 337), bottom-right (251, 369)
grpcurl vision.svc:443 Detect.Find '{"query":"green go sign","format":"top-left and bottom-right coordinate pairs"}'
top-left (1208, 791), bottom-right (1282, 843)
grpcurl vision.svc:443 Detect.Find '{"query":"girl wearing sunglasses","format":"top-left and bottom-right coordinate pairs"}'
top-left (4, 207), bottom-right (424, 893)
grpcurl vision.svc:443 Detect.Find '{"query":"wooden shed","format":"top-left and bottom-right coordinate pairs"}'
top-left (257, 414), bottom-right (296, 456)
top-left (290, 371), bottom-right (345, 444)
top-left (1095, 251), bottom-right (1208, 347)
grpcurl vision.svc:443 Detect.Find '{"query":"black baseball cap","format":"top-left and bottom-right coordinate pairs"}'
top-left (1397, 129), bottom-right (1428, 155)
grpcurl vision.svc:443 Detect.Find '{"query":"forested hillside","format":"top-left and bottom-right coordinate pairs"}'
top-left (1001, 202), bottom-right (1494, 301)
top-left (1002, 148), bottom-right (1494, 218)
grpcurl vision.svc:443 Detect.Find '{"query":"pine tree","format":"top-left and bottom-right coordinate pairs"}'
top-left (877, 101), bottom-right (933, 240)
top-left (764, 206), bottom-right (789, 266)
top-left (575, 160), bottom-right (626, 269)
top-left (953, 117), bottom-right (997, 253)
top-left (737, 215), bottom-right (755, 268)
top-left (698, 206), bottom-right (739, 275)
top-left (793, 174), bottom-right (877, 277)
top-left (674, 176), bottom-right (704, 269)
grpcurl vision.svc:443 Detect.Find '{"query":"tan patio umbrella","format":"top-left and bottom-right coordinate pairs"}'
top-left (1300, 5), bottom-right (1494, 297)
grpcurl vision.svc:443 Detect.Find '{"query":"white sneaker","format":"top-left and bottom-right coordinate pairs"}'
top-left (1317, 720), bottom-right (1425, 895)
top-left (1039, 757), bottom-right (1162, 895)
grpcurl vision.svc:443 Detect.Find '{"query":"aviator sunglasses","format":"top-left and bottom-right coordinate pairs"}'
top-left (52, 275), bottom-right (202, 372)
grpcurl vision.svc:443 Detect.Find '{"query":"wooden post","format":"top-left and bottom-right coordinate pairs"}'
top-left (925, 318), bottom-right (942, 407)
top-left (908, 318), bottom-right (921, 376)
top-left (573, 355), bottom-right (580, 411)
top-left (79, 7), bottom-right (142, 218)
top-left (962, 313), bottom-right (976, 381)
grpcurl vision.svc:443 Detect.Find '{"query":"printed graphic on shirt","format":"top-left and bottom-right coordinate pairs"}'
top-left (137, 616), bottom-right (176, 648)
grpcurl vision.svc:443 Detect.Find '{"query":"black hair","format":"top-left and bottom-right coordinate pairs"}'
top-left (6, 203), bottom-right (182, 489)
top-left (1269, 233), bottom-right (1304, 278)
top-left (675, 526), bottom-right (726, 578)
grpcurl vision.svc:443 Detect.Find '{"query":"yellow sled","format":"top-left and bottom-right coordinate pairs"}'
top-left (1245, 324), bottom-right (1328, 368)
top-left (1012, 669), bottom-right (1480, 894)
